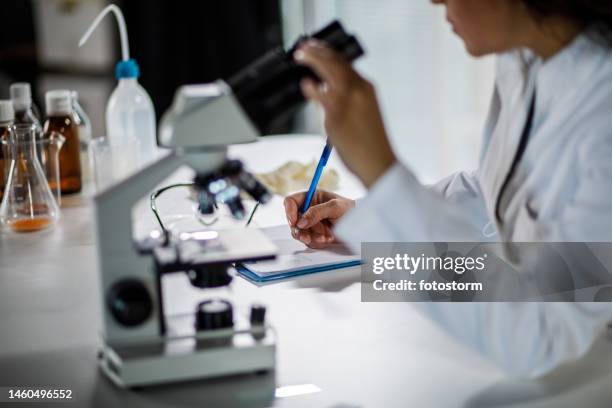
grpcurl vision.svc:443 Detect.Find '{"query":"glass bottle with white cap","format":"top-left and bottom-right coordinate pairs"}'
top-left (42, 90), bottom-right (82, 194)
top-left (0, 100), bottom-right (15, 200)
top-left (9, 83), bottom-right (41, 130)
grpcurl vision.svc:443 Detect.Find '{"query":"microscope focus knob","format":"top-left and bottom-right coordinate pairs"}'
top-left (187, 265), bottom-right (233, 288)
top-left (107, 279), bottom-right (153, 327)
top-left (196, 299), bottom-right (234, 331)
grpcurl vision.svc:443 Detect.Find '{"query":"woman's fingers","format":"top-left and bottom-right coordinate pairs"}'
top-left (300, 78), bottom-right (328, 108)
top-left (286, 190), bottom-right (350, 248)
top-left (296, 223), bottom-right (335, 249)
top-left (294, 40), bottom-right (362, 110)
top-left (284, 198), bottom-right (298, 227)
top-left (294, 40), bottom-right (348, 87)
top-left (297, 199), bottom-right (344, 229)
top-left (286, 190), bottom-right (353, 248)
top-left (284, 193), bottom-right (307, 227)
top-left (304, 236), bottom-right (334, 249)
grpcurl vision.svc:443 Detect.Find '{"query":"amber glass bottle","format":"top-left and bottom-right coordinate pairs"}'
top-left (0, 100), bottom-right (15, 201)
top-left (42, 90), bottom-right (81, 194)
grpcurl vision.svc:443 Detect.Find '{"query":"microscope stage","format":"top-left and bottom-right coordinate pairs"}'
top-left (153, 228), bottom-right (278, 271)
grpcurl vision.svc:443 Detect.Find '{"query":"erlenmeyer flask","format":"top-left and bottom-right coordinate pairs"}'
top-left (0, 124), bottom-right (60, 232)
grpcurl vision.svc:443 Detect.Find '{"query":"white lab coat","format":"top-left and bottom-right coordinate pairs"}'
top-left (335, 32), bottom-right (612, 377)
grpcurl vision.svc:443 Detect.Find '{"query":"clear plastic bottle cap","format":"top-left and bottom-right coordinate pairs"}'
top-left (45, 90), bottom-right (72, 116)
top-left (0, 100), bottom-right (15, 123)
top-left (9, 83), bottom-right (33, 111)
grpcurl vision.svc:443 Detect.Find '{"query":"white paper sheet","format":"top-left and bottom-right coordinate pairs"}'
top-left (240, 225), bottom-right (360, 276)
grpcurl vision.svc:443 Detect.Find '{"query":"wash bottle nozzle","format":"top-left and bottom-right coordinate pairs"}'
top-left (79, 4), bottom-right (130, 62)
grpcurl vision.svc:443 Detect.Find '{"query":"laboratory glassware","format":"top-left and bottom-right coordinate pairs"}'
top-left (80, 5), bottom-right (157, 169)
top-left (0, 100), bottom-right (15, 201)
top-left (43, 90), bottom-right (82, 194)
top-left (37, 131), bottom-right (65, 204)
top-left (71, 91), bottom-right (93, 182)
top-left (89, 136), bottom-right (140, 191)
top-left (10, 82), bottom-right (42, 130)
top-left (0, 124), bottom-right (60, 232)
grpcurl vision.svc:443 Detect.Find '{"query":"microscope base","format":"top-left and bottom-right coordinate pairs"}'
top-left (98, 327), bottom-right (276, 388)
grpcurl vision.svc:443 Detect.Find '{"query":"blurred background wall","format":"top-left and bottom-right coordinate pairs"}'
top-left (0, 0), bottom-right (494, 184)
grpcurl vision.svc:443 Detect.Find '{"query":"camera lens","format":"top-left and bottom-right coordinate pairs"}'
top-left (228, 20), bottom-right (364, 135)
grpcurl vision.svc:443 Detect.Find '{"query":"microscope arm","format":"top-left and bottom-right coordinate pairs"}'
top-left (95, 79), bottom-right (271, 345)
top-left (94, 152), bottom-right (189, 344)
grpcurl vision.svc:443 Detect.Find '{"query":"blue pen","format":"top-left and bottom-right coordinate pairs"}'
top-left (301, 141), bottom-right (333, 214)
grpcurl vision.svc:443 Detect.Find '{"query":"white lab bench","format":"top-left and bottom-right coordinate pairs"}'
top-left (0, 135), bottom-right (611, 407)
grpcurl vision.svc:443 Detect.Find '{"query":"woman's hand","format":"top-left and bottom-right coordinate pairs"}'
top-left (294, 40), bottom-right (397, 188)
top-left (284, 190), bottom-right (355, 249)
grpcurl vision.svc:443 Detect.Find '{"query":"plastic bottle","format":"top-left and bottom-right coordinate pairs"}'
top-left (10, 83), bottom-right (41, 131)
top-left (0, 100), bottom-right (15, 201)
top-left (71, 91), bottom-right (93, 182)
top-left (43, 90), bottom-right (82, 194)
top-left (106, 61), bottom-right (157, 164)
top-left (79, 5), bottom-right (157, 170)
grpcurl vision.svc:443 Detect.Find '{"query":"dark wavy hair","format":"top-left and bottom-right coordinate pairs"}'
top-left (522, 0), bottom-right (612, 46)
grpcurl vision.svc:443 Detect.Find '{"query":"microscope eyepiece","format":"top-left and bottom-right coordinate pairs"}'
top-left (227, 20), bottom-right (364, 135)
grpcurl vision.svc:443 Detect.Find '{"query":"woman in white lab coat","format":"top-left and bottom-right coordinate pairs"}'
top-left (284, 0), bottom-right (612, 377)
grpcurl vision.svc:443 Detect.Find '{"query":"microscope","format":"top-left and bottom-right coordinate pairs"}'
top-left (94, 21), bottom-right (364, 387)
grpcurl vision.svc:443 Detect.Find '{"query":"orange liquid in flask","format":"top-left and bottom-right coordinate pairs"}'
top-left (8, 217), bottom-right (52, 232)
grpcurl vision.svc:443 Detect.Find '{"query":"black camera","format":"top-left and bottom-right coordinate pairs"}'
top-left (227, 20), bottom-right (365, 135)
